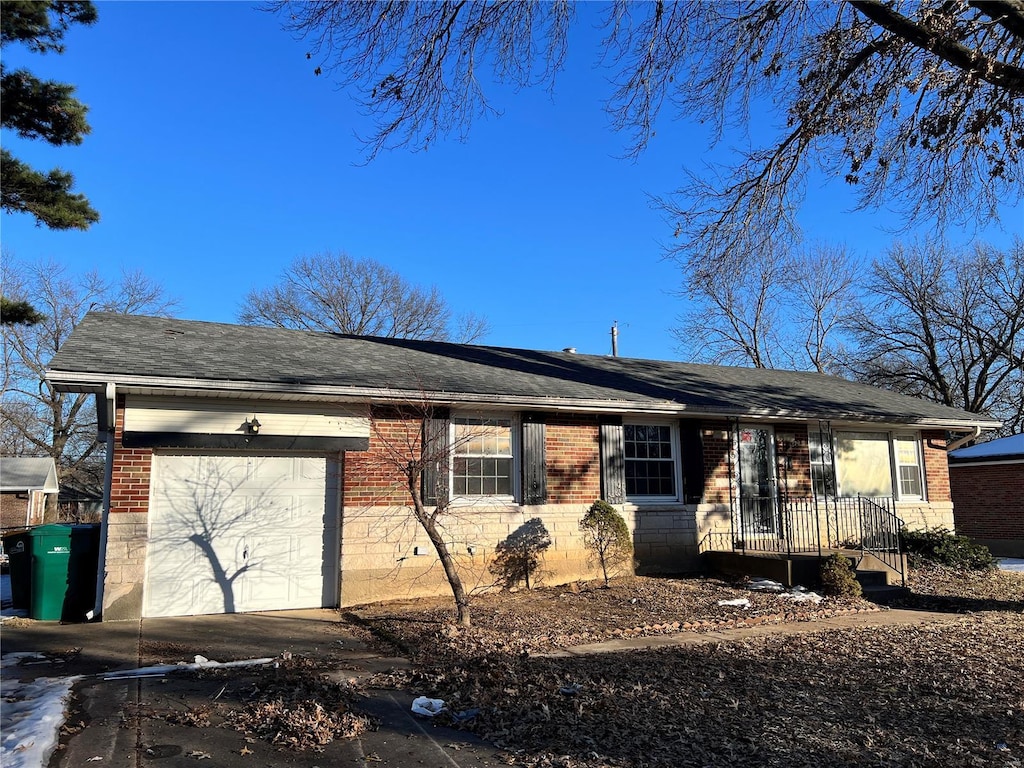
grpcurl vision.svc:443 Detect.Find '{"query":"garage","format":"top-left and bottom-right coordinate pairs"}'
top-left (143, 453), bottom-right (340, 618)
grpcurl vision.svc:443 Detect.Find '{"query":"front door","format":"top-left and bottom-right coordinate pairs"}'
top-left (735, 425), bottom-right (779, 539)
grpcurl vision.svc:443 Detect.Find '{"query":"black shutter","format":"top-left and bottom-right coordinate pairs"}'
top-left (679, 419), bottom-right (705, 504)
top-left (600, 418), bottom-right (626, 504)
top-left (422, 409), bottom-right (450, 506)
top-left (521, 414), bottom-right (547, 505)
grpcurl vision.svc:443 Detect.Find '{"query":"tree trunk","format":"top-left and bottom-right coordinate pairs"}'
top-left (408, 472), bottom-right (471, 627)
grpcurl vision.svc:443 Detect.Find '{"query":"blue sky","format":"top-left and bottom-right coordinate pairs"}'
top-left (3, 1), bottom-right (1020, 361)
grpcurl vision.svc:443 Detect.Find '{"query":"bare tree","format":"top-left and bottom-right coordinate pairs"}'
top-left (238, 251), bottom-right (489, 343)
top-left (268, 1), bottom-right (1022, 273)
top-left (1, 258), bottom-right (178, 503)
top-left (675, 244), bottom-right (860, 371)
top-left (362, 404), bottom-right (472, 626)
top-left (842, 239), bottom-right (1024, 435)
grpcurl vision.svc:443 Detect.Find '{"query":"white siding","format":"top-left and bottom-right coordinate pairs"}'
top-left (124, 396), bottom-right (369, 438)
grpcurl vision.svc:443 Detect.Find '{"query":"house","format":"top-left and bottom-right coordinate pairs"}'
top-left (45, 312), bottom-right (999, 621)
top-left (1, 457), bottom-right (59, 532)
top-left (949, 433), bottom-right (1024, 557)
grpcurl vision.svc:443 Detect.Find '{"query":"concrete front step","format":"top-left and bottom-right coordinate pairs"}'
top-left (860, 584), bottom-right (911, 605)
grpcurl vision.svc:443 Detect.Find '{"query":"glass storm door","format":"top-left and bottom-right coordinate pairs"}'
top-left (736, 426), bottom-right (779, 538)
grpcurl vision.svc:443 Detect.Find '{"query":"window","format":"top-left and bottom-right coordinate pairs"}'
top-left (830, 430), bottom-right (926, 500)
top-left (624, 423), bottom-right (678, 499)
top-left (894, 434), bottom-right (923, 498)
top-left (808, 428), bottom-right (836, 497)
top-left (451, 416), bottom-right (514, 497)
top-left (835, 432), bottom-right (893, 498)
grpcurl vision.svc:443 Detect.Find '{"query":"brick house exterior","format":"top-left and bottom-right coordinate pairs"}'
top-left (1, 457), bottom-right (59, 531)
top-left (949, 434), bottom-right (1024, 557)
top-left (46, 313), bottom-right (1000, 620)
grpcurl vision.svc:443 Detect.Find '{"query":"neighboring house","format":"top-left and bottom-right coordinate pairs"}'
top-left (1, 457), bottom-right (59, 531)
top-left (949, 433), bottom-right (1024, 557)
top-left (58, 483), bottom-right (104, 524)
top-left (45, 313), bottom-right (999, 621)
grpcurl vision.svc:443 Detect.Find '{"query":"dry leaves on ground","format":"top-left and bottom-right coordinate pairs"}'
top-left (352, 569), bottom-right (1024, 767)
top-left (348, 575), bottom-right (871, 659)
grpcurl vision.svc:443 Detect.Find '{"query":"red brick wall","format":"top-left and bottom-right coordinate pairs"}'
top-left (951, 461), bottom-right (1024, 540)
top-left (343, 411), bottom-right (420, 507)
top-left (1, 492), bottom-right (29, 529)
top-left (546, 417), bottom-right (601, 504)
top-left (702, 423), bottom-right (733, 504)
top-left (921, 430), bottom-right (951, 502)
top-left (109, 399), bottom-right (152, 515)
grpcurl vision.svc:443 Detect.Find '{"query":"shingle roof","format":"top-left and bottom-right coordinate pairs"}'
top-left (0, 457), bottom-right (59, 492)
top-left (46, 312), bottom-right (999, 428)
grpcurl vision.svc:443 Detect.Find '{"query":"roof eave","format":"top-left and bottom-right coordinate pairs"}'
top-left (45, 370), bottom-right (1002, 431)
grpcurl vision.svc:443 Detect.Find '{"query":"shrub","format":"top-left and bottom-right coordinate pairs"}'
top-left (579, 500), bottom-right (633, 586)
top-left (489, 518), bottom-right (551, 590)
top-left (819, 554), bottom-right (862, 598)
top-left (899, 527), bottom-right (997, 571)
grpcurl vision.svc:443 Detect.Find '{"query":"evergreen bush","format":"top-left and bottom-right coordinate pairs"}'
top-left (899, 527), bottom-right (997, 570)
top-left (579, 500), bottom-right (634, 586)
top-left (819, 554), bottom-right (862, 598)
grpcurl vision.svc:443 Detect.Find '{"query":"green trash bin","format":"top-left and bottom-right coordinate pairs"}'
top-left (28, 524), bottom-right (100, 622)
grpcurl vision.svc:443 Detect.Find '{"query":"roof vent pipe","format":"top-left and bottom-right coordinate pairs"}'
top-left (563, 347), bottom-right (577, 354)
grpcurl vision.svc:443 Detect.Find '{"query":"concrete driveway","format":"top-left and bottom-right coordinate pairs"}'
top-left (2, 610), bottom-right (507, 767)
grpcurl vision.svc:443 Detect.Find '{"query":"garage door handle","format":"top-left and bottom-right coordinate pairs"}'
top-left (243, 546), bottom-right (249, 560)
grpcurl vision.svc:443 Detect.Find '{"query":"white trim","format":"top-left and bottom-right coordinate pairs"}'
top-left (622, 419), bottom-right (683, 504)
top-left (448, 413), bottom-right (520, 505)
top-left (44, 371), bottom-right (1002, 430)
top-left (949, 458), bottom-right (1024, 468)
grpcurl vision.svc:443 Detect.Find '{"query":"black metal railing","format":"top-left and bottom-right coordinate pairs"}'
top-left (827, 496), bottom-right (905, 585)
top-left (700, 495), bottom-right (906, 586)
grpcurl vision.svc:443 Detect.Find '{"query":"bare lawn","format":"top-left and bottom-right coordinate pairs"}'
top-left (351, 568), bottom-right (1024, 767)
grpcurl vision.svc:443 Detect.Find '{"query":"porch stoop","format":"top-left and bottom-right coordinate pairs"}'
top-left (702, 548), bottom-right (909, 600)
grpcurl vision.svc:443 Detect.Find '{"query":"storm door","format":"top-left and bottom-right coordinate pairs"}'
top-left (735, 425), bottom-right (780, 540)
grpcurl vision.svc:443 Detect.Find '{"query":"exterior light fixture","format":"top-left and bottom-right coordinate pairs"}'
top-left (244, 417), bottom-right (261, 435)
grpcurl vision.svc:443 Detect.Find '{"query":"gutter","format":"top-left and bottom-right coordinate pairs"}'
top-left (45, 369), bottom-right (1003, 432)
top-left (947, 425), bottom-right (983, 452)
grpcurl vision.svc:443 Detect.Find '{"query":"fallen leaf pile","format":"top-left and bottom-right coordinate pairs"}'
top-left (221, 659), bottom-right (375, 751)
top-left (353, 569), bottom-right (1024, 767)
top-left (403, 613), bottom-right (1024, 767)
top-left (349, 576), bottom-right (871, 659)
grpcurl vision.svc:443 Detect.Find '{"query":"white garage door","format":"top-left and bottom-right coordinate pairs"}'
top-left (144, 454), bottom-right (339, 618)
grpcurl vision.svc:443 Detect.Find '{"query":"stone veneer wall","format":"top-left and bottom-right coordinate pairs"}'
top-left (101, 399), bottom-right (153, 620)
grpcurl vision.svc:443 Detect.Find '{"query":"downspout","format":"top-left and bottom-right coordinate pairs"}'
top-left (946, 425), bottom-right (982, 453)
top-left (93, 382), bottom-right (116, 620)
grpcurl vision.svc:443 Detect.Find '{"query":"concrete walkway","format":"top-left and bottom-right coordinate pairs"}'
top-left (542, 607), bottom-right (959, 657)
top-left (1, 606), bottom-right (966, 767)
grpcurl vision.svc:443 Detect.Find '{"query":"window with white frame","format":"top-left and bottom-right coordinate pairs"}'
top-left (830, 430), bottom-right (926, 500)
top-left (894, 434), bottom-right (924, 498)
top-left (451, 416), bottom-right (514, 498)
top-left (624, 423), bottom-right (678, 499)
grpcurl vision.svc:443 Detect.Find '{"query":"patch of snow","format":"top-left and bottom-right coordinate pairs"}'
top-left (747, 578), bottom-right (786, 593)
top-left (745, 578), bottom-right (823, 603)
top-left (101, 657), bottom-right (275, 680)
top-left (998, 559), bottom-right (1024, 573)
top-left (784, 585), bottom-right (824, 604)
top-left (717, 598), bottom-right (751, 608)
top-left (1, 653), bottom-right (82, 768)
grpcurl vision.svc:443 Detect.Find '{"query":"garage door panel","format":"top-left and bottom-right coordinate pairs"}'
top-left (144, 454), bottom-right (338, 618)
